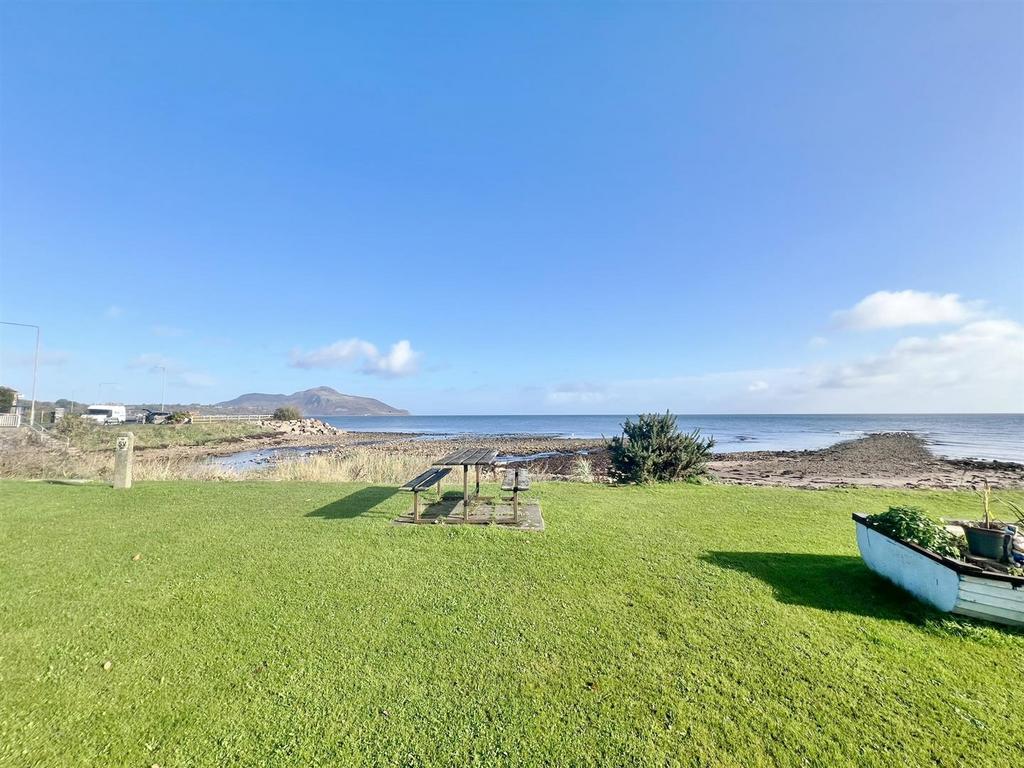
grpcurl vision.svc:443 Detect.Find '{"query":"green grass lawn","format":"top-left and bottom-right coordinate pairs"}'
top-left (1, 481), bottom-right (1021, 767)
top-left (69, 422), bottom-right (274, 452)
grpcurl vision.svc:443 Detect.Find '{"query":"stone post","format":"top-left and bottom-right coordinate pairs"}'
top-left (113, 432), bottom-right (134, 489)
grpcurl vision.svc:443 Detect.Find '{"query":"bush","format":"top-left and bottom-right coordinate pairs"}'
top-left (273, 406), bottom-right (301, 421)
top-left (53, 413), bottom-right (93, 441)
top-left (868, 506), bottom-right (965, 559)
top-left (607, 412), bottom-right (715, 484)
top-left (168, 411), bottom-right (192, 424)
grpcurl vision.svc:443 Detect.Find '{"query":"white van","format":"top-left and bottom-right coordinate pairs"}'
top-left (83, 404), bottom-right (127, 425)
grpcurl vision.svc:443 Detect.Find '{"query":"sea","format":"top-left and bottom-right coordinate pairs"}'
top-left (320, 414), bottom-right (1024, 463)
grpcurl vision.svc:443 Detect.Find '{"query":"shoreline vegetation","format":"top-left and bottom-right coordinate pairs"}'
top-left (2, 418), bottom-right (1022, 489)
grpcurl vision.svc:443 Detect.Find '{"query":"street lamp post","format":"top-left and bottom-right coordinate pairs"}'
top-left (1, 321), bottom-right (40, 426)
top-left (158, 366), bottom-right (166, 412)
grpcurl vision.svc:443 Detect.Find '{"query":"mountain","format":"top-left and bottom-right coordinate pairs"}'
top-left (210, 386), bottom-right (408, 416)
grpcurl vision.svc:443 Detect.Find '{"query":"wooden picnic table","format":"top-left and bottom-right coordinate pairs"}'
top-left (434, 447), bottom-right (499, 519)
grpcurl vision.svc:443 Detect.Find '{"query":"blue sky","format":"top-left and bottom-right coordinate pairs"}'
top-left (1, 2), bottom-right (1021, 413)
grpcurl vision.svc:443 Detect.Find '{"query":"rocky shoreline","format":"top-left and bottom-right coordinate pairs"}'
top-left (708, 432), bottom-right (1024, 490)
top-left (145, 422), bottom-right (1024, 490)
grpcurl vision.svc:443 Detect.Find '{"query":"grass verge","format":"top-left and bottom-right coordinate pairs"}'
top-left (1, 481), bottom-right (1021, 766)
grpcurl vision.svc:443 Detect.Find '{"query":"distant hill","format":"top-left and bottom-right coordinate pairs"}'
top-left (209, 386), bottom-right (408, 416)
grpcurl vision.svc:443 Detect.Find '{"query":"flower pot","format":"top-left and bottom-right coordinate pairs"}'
top-left (963, 524), bottom-right (1009, 560)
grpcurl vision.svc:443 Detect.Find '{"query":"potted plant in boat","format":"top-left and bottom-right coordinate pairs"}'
top-left (960, 480), bottom-right (1019, 561)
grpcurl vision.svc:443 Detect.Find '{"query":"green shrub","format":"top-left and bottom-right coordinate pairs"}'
top-left (607, 412), bottom-right (715, 484)
top-left (868, 506), bottom-right (965, 559)
top-left (0, 386), bottom-right (15, 413)
top-left (53, 413), bottom-right (93, 441)
top-left (168, 411), bottom-right (192, 424)
top-left (273, 406), bottom-right (301, 421)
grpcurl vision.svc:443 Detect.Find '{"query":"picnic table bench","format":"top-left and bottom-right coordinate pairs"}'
top-left (501, 467), bottom-right (531, 522)
top-left (400, 466), bottom-right (451, 522)
top-left (434, 447), bottom-right (499, 520)
top-left (400, 448), bottom-right (529, 524)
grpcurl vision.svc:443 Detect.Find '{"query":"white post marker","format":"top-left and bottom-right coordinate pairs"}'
top-left (113, 432), bottom-right (134, 489)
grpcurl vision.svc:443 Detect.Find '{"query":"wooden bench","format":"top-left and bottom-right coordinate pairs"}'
top-left (501, 467), bottom-right (531, 522)
top-left (400, 467), bottom-right (452, 522)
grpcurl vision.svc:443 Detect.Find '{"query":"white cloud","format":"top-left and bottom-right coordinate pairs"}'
top-left (753, 319), bottom-right (1022, 413)
top-left (808, 336), bottom-right (828, 348)
top-left (833, 290), bottom-right (977, 330)
top-left (525, 317), bottom-right (1024, 414)
top-left (290, 338), bottom-right (420, 377)
top-left (290, 339), bottom-right (378, 369)
top-left (362, 340), bottom-right (419, 377)
top-left (546, 382), bottom-right (609, 405)
top-left (152, 324), bottom-right (186, 338)
top-left (104, 305), bottom-right (124, 319)
top-left (813, 320), bottom-right (1024, 396)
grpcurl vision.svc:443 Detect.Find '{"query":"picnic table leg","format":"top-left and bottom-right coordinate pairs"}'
top-left (437, 472), bottom-right (443, 501)
top-left (413, 491), bottom-right (420, 523)
top-left (463, 464), bottom-right (469, 521)
top-left (475, 465), bottom-right (481, 496)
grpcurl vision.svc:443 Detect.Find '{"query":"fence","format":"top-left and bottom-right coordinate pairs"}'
top-left (0, 413), bottom-right (22, 428)
top-left (190, 414), bottom-right (272, 423)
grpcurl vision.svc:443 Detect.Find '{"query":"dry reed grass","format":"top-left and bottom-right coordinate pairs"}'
top-left (1, 425), bottom-right (583, 485)
top-left (133, 455), bottom-right (234, 481)
top-left (0, 440), bottom-right (446, 486)
top-left (255, 449), bottom-right (441, 485)
top-left (0, 446), bottom-right (236, 482)
top-left (569, 456), bottom-right (595, 483)
top-left (0, 446), bottom-right (103, 481)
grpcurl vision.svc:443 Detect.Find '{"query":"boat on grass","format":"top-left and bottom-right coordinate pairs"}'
top-left (853, 513), bottom-right (1024, 627)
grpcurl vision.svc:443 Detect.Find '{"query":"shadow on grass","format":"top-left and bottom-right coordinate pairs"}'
top-left (306, 486), bottom-right (398, 520)
top-left (701, 551), bottom-right (944, 624)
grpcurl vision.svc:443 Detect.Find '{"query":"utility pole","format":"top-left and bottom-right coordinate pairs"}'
top-left (1, 321), bottom-right (40, 426)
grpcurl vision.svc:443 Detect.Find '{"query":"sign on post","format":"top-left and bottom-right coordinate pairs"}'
top-left (113, 432), bottom-right (134, 489)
